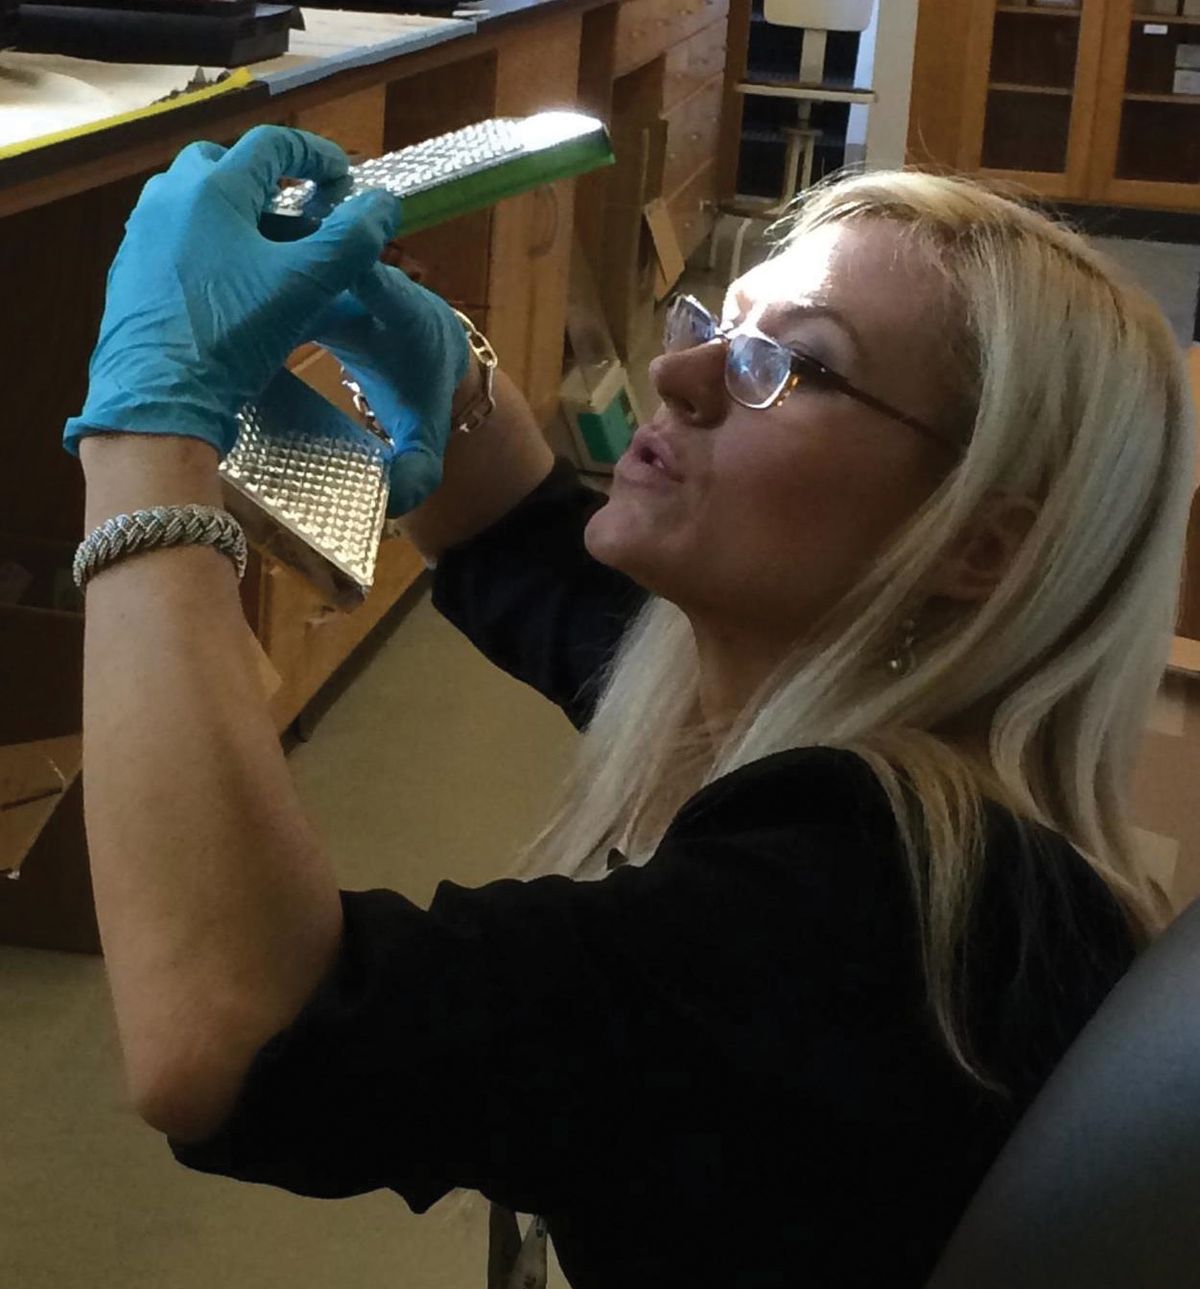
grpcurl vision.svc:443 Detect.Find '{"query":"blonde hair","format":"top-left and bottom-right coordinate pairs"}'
top-left (521, 170), bottom-right (1197, 1088)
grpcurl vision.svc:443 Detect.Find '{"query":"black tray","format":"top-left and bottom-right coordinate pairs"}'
top-left (14, 1), bottom-right (299, 65)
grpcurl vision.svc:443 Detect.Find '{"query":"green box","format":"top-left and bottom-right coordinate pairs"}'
top-left (562, 363), bottom-right (641, 471)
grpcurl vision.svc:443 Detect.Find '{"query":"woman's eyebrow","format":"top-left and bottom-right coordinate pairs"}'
top-left (762, 302), bottom-right (864, 357)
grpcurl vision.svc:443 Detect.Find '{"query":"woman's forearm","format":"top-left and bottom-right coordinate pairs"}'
top-left (80, 435), bottom-right (343, 1143)
top-left (401, 367), bottom-right (555, 560)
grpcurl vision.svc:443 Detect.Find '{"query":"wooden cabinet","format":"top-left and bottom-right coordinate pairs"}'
top-left (599, 0), bottom-right (731, 356)
top-left (615, 0), bottom-right (729, 77)
top-left (909, 0), bottom-right (1200, 210)
top-left (292, 84), bottom-right (386, 160)
top-left (663, 71), bottom-right (724, 196)
top-left (489, 11), bottom-right (583, 430)
top-left (955, 0), bottom-right (1108, 200)
top-left (663, 11), bottom-right (729, 109)
top-left (1090, 2), bottom-right (1200, 206)
top-left (661, 6), bottom-right (729, 256)
top-left (668, 154), bottom-right (719, 259)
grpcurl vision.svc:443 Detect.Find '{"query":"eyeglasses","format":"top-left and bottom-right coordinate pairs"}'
top-left (663, 294), bottom-right (960, 455)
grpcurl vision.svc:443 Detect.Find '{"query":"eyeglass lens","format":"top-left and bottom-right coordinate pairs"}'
top-left (663, 297), bottom-right (791, 409)
top-left (727, 335), bottom-right (790, 408)
top-left (663, 296), bottom-right (714, 352)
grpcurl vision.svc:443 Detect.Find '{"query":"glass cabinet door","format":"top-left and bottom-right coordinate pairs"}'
top-left (1090, 1), bottom-right (1200, 206)
top-left (958, 0), bottom-right (1108, 198)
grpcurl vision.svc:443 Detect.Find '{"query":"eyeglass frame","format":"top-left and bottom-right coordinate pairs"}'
top-left (664, 294), bottom-right (963, 458)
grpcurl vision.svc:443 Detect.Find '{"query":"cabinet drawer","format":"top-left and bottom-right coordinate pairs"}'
top-left (614, 0), bottom-right (729, 78)
top-left (662, 73), bottom-right (723, 199)
top-left (667, 157), bottom-right (717, 262)
top-left (663, 16), bottom-right (727, 113)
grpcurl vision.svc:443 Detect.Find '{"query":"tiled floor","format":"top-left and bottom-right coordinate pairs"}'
top-left (4, 217), bottom-right (1197, 1289)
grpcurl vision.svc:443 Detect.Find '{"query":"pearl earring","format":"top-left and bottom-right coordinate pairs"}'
top-left (886, 617), bottom-right (919, 678)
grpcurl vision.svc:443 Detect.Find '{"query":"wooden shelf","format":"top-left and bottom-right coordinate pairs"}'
top-left (996, 4), bottom-right (1082, 15)
top-left (1124, 92), bottom-right (1200, 105)
top-left (1131, 12), bottom-right (1200, 25)
top-left (735, 80), bottom-right (875, 104)
top-left (988, 81), bottom-right (1074, 95)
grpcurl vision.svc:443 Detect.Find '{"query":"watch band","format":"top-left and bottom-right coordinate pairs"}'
top-left (449, 308), bottom-right (498, 434)
top-left (338, 309), bottom-right (500, 443)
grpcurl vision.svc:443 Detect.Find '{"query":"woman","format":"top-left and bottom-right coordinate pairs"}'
top-left (67, 125), bottom-right (1195, 1287)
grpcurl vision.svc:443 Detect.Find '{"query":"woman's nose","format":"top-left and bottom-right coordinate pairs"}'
top-left (649, 340), bottom-right (728, 428)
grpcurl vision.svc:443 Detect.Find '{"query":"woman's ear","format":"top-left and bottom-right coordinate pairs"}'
top-left (929, 494), bottom-right (1040, 603)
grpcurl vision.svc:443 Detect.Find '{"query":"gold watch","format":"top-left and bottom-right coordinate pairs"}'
top-left (338, 309), bottom-right (500, 442)
top-left (450, 308), bottom-right (499, 434)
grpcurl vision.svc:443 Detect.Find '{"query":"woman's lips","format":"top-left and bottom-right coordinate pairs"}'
top-left (614, 451), bottom-right (679, 490)
top-left (616, 428), bottom-right (684, 488)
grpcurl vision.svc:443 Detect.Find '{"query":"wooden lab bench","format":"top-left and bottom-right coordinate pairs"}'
top-left (0, 0), bottom-right (733, 733)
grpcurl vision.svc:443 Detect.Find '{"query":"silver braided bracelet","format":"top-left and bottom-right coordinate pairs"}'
top-left (73, 505), bottom-right (248, 592)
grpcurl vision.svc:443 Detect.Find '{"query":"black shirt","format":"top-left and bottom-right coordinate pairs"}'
top-left (172, 460), bottom-right (1136, 1287)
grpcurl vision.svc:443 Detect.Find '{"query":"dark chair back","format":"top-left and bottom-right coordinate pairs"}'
top-left (927, 896), bottom-right (1200, 1287)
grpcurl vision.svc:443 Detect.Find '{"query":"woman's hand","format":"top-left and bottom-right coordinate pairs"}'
top-left (310, 263), bottom-right (471, 516)
top-left (64, 125), bottom-right (399, 458)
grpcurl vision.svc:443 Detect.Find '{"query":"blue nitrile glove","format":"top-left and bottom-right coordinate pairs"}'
top-left (64, 125), bottom-right (400, 457)
top-left (310, 262), bottom-right (471, 517)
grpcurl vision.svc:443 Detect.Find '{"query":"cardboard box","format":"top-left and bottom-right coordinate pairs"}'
top-left (601, 104), bottom-right (669, 360)
top-left (561, 362), bottom-right (642, 472)
top-left (0, 532), bottom-right (280, 954)
top-left (0, 534), bottom-right (95, 951)
top-left (644, 197), bottom-right (686, 302)
top-left (0, 737), bottom-right (82, 878)
top-left (0, 739), bottom-right (93, 954)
